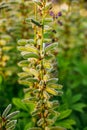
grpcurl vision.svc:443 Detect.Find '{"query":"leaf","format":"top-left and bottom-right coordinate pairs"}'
top-left (57, 109), bottom-right (72, 121)
top-left (56, 119), bottom-right (76, 129)
top-left (45, 42), bottom-right (58, 52)
top-left (72, 103), bottom-right (86, 112)
top-left (12, 98), bottom-right (28, 111)
top-left (72, 94), bottom-right (82, 103)
top-left (21, 52), bottom-right (39, 59)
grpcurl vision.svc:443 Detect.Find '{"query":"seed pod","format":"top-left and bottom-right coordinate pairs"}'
top-left (21, 52), bottom-right (39, 59)
top-left (6, 120), bottom-right (17, 129)
top-left (45, 42), bottom-right (58, 52)
top-left (18, 60), bottom-right (29, 67)
top-left (30, 127), bottom-right (42, 130)
top-left (5, 111), bottom-right (20, 120)
top-left (46, 87), bottom-right (58, 96)
top-left (46, 78), bottom-right (58, 85)
top-left (37, 118), bottom-right (44, 126)
top-left (49, 126), bottom-right (66, 130)
top-left (2, 104), bottom-right (12, 118)
top-left (18, 39), bottom-right (27, 45)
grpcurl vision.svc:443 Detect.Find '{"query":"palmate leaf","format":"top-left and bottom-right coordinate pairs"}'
top-left (72, 103), bottom-right (86, 112)
top-left (56, 119), bottom-right (76, 129)
top-left (57, 109), bottom-right (72, 121)
top-left (12, 98), bottom-right (28, 111)
top-left (72, 94), bottom-right (82, 103)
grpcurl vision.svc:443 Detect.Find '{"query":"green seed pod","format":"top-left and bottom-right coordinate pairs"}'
top-left (37, 118), bottom-right (44, 126)
top-left (18, 39), bottom-right (27, 45)
top-left (2, 104), bottom-right (12, 118)
top-left (49, 126), bottom-right (66, 130)
top-left (5, 111), bottom-right (20, 120)
top-left (29, 127), bottom-right (42, 130)
top-left (6, 120), bottom-right (17, 129)
top-left (21, 52), bottom-right (39, 59)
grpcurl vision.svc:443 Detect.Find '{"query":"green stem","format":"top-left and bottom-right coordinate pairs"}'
top-left (34, 3), bottom-right (37, 45)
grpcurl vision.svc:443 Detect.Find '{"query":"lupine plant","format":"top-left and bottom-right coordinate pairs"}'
top-left (17, 0), bottom-right (66, 130)
top-left (0, 104), bottom-right (19, 130)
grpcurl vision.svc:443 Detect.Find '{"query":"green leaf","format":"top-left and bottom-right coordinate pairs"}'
top-left (72, 103), bottom-right (86, 112)
top-left (57, 109), bottom-right (72, 120)
top-left (56, 119), bottom-right (76, 129)
top-left (12, 98), bottom-right (28, 111)
top-left (72, 94), bottom-right (82, 103)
